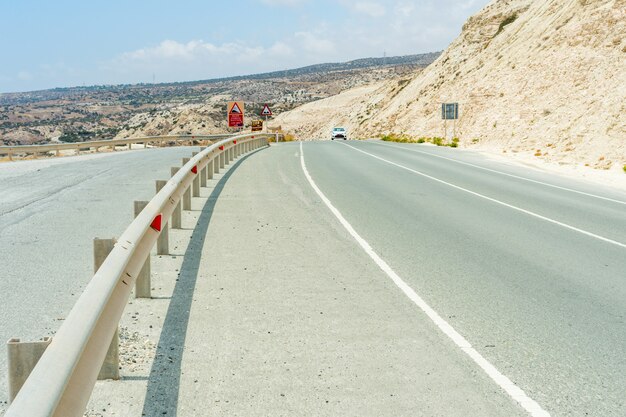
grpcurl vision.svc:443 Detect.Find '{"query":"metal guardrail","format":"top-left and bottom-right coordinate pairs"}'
top-left (5, 133), bottom-right (273, 417)
top-left (0, 134), bottom-right (234, 160)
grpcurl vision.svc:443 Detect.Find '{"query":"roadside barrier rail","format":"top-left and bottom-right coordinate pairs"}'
top-left (0, 134), bottom-right (233, 160)
top-left (5, 133), bottom-right (273, 417)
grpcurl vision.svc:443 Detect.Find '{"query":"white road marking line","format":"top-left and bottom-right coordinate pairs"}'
top-left (300, 141), bottom-right (550, 417)
top-left (342, 143), bottom-right (626, 250)
top-left (371, 141), bottom-right (626, 206)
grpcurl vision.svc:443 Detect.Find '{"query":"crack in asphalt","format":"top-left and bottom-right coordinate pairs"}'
top-left (0, 167), bottom-right (114, 227)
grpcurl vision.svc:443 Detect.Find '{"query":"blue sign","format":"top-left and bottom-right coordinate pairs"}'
top-left (442, 103), bottom-right (459, 120)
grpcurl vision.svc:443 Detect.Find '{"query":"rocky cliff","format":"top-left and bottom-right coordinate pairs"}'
top-left (275, 0), bottom-right (626, 170)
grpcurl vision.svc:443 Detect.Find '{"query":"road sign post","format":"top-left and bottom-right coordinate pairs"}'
top-left (260, 104), bottom-right (273, 138)
top-left (441, 103), bottom-right (459, 140)
top-left (228, 101), bottom-right (245, 129)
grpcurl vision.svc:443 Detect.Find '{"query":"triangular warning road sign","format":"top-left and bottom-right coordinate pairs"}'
top-left (261, 104), bottom-right (272, 116)
top-left (230, 103), bottom-right (242, 114)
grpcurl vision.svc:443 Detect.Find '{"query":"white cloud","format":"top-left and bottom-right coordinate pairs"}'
top-left (352, 1), bottom-right (386, 17)
top-left (294, 31), bottom-right (336, 55)
top-left (97, 0), bottom-right (488, 87)
top-left (268, 41), bottom-right (294, 57)
top-left (17, 71), bottom-right (32, 81)
top-left (394, 1), bottom-right (415, 16)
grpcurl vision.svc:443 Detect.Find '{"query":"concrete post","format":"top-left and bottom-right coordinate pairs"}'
top-left (170, 167), bottom-right (182, 228)
top-left (133, 201), bottom-right (151, 298)
top-left (155, 180), bottom-right (169, 255)
top-left (183, 187), bottom-right (191, 210)
top-left (7, 337), bottom-right (52, 403)
top-left (192, 175), bottom-right (200, 197)
top-left (93, 238), bottom-right (120, 381)
top-left (220, 152), bottom-right (225, 169)
top-left (207, 159), bottom-right (214, 180)
top-left (214, 155), bottom-right (220, 174)
top-left (128, 143), bottom-right (132, 150)
top-left (200, 166), bottom-right (207, 187)
top-left (182, 158), bottom-right (192, 210)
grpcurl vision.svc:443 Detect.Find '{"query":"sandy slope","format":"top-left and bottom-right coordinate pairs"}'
top-left (274, 0), bottom-right (626, 174)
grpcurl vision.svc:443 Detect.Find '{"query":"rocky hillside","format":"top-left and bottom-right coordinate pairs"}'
top-left (0, 53), bottom-right (438, 145)
top-left (275, 0), bottom-right (626, 171)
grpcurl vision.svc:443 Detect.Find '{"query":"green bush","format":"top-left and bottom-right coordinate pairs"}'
top-left (495, 13), bottom-right (518, 37)
top-left (432, 137), bottom-right (444, 146)
top-left (379, 134), bottom-right (459, 148)
top-left (623, 165), bottom-right (626, 173)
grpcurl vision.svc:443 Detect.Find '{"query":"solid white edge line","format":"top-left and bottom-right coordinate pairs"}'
top-left (372, 141), bottom-right (626, 206)
top-left (342, 142), bottom-right (626, 250)
top-left (299, 141), bottom-right (551, 417)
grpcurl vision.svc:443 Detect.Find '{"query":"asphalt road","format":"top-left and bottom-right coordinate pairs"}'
top-left (2, 141), bottom-right (625, 416)
top-left (0, 147), bottom-right (201, 409)
top-left (298, 140), bottom-right (626, 416)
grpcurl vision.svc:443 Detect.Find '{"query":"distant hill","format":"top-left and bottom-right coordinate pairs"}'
top-left (0, 52), bottom-right (440, 145)
top-left (190, 53), bottom-right (441, 84)
top-left (0, 52), bottom-right (440, 103)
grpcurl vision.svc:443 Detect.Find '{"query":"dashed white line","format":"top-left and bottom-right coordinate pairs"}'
top-left (299, 141), bottom-right (551, 417)
top-left (372, 141), bottom-right (626, 206)
top-left (342, 142), bottom-right (626, 250)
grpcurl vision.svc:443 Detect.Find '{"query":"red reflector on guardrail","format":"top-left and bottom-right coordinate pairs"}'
top-left (251, 136), bottom-right (255, 139)
top-left (233, 140), bottom-right (237, 144)
top-left (219, 145), bottom-right (224, 150)
top-left (191, 165), bottom-right (198, 174)
top-left (150, 214), bottom-right (163, 232)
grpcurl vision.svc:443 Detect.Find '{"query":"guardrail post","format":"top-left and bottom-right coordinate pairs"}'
top-left (214, 154), bottom-right (220, 174)
top-left (155, 180), bottom-right (169, 255)
top-left (170, 167), bottom-right (183, 227)
top-left (192, 156), bottom-right (201, 195)
top-left (182, 158), bottom-right (192, 210)
top-left (193, 174), bottom-right (200, 196)
top-left (133, 201), bottom-right (151, 298)
top-left (7, 337), bottom-right (52, 403)
top-left (93, 238), bottom-right (120, 380)
top-left (206, 158), bottom-right (214, 180)
top-left (128, 143), bottom-right (132, 150)
top-left (220, 152), bottom-right (225, 169)
top-left (200, 166), bottom-right (207, 187)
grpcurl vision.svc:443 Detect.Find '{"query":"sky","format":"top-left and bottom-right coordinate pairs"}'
top-left (0, 0), bottom-right (489, 93)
